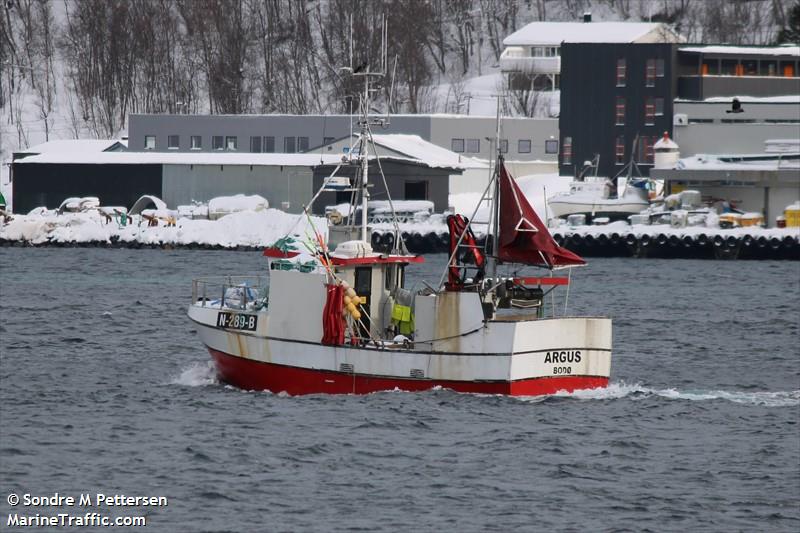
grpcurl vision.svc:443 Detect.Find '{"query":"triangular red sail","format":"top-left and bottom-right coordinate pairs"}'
top-left (497, 164), bottom-right (585, 268)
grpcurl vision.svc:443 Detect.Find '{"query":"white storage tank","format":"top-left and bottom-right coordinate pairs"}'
top-left (654, 132), bottom-right (680, 169)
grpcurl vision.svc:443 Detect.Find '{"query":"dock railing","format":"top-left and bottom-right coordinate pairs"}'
top-left (191, 275), bottom-right (268, 310)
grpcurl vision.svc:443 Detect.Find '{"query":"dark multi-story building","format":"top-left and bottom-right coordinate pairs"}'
top-left (559, 43), bottom-right (800, 178)
top-left (559, 42), bottom-right (679, 178)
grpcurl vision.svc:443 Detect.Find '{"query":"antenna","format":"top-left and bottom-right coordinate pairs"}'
top-left (349, 14), bottom-right (354, 71)
top-left (387, 55), bottom-right (398, 119)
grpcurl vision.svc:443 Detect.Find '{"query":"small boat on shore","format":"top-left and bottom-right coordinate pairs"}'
top-left (548, 144), bottom-right (653, 222)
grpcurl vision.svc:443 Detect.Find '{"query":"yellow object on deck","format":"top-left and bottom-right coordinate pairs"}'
top-left (391, 304), bottom-right (415, 336)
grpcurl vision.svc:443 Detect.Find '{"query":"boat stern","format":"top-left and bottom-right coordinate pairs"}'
top-left (506, 316), bottom-right (612, 395)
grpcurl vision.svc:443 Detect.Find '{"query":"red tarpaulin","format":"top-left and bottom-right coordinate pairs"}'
top-left (497, 164), bottom-right (585, 268)
top-left (321, 284), bottom-right (345, 345)
top-left (446, 214), bottom-right (486, 290)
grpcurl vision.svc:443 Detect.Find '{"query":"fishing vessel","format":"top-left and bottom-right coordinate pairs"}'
top-left (186, 54), bottom-right (612, 396)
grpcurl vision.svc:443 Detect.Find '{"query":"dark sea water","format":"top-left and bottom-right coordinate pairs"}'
top-left (1, 248), bottom-right (798, 532)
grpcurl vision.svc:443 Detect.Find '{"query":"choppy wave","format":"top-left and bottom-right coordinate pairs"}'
top-left (546, 381), bottom-right (800, 407)
top-left (170, 361), bottom-right (218, 387)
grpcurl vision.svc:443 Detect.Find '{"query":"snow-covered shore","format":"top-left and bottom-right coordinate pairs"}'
top-left (0, 209), bottom-right (327, 249)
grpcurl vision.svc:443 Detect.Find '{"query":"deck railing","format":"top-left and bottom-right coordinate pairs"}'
top-left (191, 275), bottom-right (268, 310)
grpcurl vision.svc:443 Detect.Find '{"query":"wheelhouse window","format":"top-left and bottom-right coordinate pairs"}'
top-left (545, 139), bottom-right (559, 154)
top-left (562, 136), bottom-right (572, 165)
top-left (518, 139), bottom-right (531, 153)
top-left (499, 139), bottom-right (508, 154)
top-left (225, 136), bottom-right (238, 150)
top-left (616, 58), bottom-right (626, 87)
top-left (615, 136), bottom-right (625, 164)
top-left (190, 135), bottom-right (202, 150)
top-left (284, 136), bottom-right (296, 153)
top-left (263, 136), bottom-right (275, 153)
top-left (615, 97), bottom-right (625, 125)
top-left (167, 135), bottom-right (179, 149)
top-left (250, 136), bottom-right (262, 153)
top-left (144, 135), bottom-right (156, 150)
top-left (466, 138), bottom-right (480, 153)
top-left (323, 136), bottom-right (335, 145)
top-left (212, 136), bottom-right (224, 150)
top-left (451, 138), bottom-right (465, 153)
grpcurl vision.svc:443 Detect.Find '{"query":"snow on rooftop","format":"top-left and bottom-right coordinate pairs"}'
top-left (679, 45), bottom-right (800, 57)
top-left (675, 154), bottom-right (800, 171)
top-left (675, 95), bottom-right (800, 104)
top-left (15, 146), bottom-right (468, 171)
top-left (370, 134), bottom-right (488, 169)
top-left (15, 151), bottom-right (348, 167)
top-left (20, 139), bottom-right (122, 154)
top-left (503, 21), bottom-right (677, 46)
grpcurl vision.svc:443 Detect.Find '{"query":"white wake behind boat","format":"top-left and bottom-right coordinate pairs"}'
top-left (187, 61), bottom-right (612, 396)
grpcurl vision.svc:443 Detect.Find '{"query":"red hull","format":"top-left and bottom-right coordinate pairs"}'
top-left (208, 348), bottom-right (608, 396)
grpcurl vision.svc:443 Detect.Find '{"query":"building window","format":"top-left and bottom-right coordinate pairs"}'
top-left (645, 59), bottom-right (656, 86)
top-left (645, 98), bottom-right (656, 126)
top-left (323, 136), bottom-right (335, 145)
top-left (264, 136), bottom-right (275, 153)
top-left (190, 136), bottom-right (202, 150)
top-left (721, 59), bottom-right (737, 76)
top-left (284, 136), bottom-right (296, 153)
top-left (144, 135), bottom-right (156, 150)
top-left (615, 97), bottom-right (625, 125)
top-left (250, 136), bottom-right (262, 153)
top-left (518, 139), bottom-right (531, 153)
top-left (760, 61), bottom-right (777, 76)
top-left (225, 136), bottom-right (238, 150)
top-left (701, 60), bottom-right (719, 75)
top-left (615, 136), bottom-right (625, 164)
top-left (466, 138), bottom-right (480, 153)
top-left (654, 97), bottom-right (664, 116)
top-left (451, 138), bottom-right (465, 153)
top-left (637, 136), bottom-right (655, 165)
top-left (404, 181), bottom-right (428, 200)
top-left (562, 136), bottom-right (572, 165)
top-left (655, 58), bottom-right (665, 77)
top-left (212, 136), bottom-right (224, 150)
top-left (616, 58), bottom-right (626, 87)
top-left (298, 136), bottom-right (309, 152)
top-left (545, 139), bottom-right (559, 154)
top-left (499, 139), bottom-right (508, 154)
top-left (167, 135), bottom-right (179, 149)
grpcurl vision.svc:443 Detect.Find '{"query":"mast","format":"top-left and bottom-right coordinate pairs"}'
top-left (360, 73), bottom-right (370, 243)
top-left (488, 97), bottom-right (502, 282)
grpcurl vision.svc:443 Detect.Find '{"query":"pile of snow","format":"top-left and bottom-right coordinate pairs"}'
top-left (208, 194), bottom-right (269, 220)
